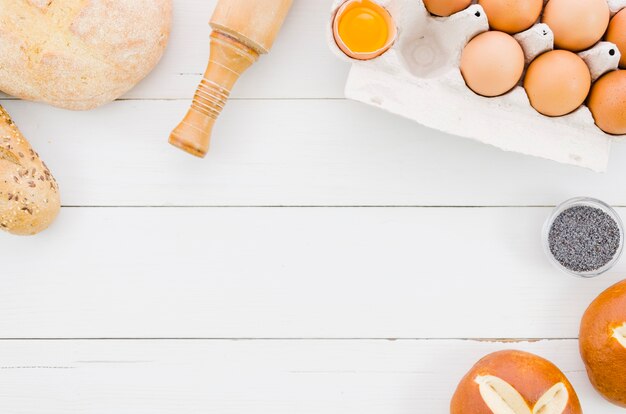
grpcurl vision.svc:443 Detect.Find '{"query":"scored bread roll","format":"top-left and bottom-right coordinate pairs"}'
top-left (0, 107), bottom-right (60, 235)
top-left (451, 350), bottom-right (582, 414)
top-left (0, 0), bottom-right (171, 110)
top-left (580, 279), bottom-right (626, 407)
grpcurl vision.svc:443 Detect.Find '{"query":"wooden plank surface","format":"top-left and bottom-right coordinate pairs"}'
top-left (3, 1), bottom-right (625, 413)
top-left (1, 206), bottom-right (623, 339)
top-left (0, 339), bottom-right (620, 414)
top-left (6, 99), bottom-right (626, 207)
top-left (0, 0), bottom-right (343, 101)
top-left (126, 0), bottom-right (348, 100)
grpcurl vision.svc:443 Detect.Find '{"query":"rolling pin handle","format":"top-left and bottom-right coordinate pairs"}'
top-left (169, 32), bottom-right (259, 157)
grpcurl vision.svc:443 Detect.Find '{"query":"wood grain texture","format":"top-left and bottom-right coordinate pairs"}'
top-left (126, 0), bottom-right (347, 100)
top-left (0, 339), bottom-right (620, 414)
top-left (1, 206), bottom-right (624, 339)
top-left (2, 1), bottom-right (624, 413)
top-left (5, 99), bottom-right (626, 207)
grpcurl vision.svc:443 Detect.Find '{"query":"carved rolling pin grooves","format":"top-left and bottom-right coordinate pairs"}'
top-left (169, 0), bottom-right (293, 158)
top-left (191, 79), bottom-right (231, 120)
top-left (170, 32), bottom-right (260, 158)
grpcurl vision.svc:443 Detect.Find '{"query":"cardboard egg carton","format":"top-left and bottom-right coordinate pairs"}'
top-left (328, 0), bottom-right (626, 171)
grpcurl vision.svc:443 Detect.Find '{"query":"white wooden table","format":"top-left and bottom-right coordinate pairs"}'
top-left (1, 1), bottom-right (625, 412)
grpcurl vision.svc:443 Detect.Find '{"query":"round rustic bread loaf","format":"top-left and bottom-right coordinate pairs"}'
top-left (0, 106), bottom-right (60, 235)
top-left (0, 0), bottom-right (172, 110)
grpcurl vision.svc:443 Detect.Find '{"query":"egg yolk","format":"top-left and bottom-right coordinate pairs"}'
top-left (337, 3), bottom-right (389, 53)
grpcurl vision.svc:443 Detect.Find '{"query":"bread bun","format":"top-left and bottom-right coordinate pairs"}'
top-left (0, 0), bottom-right (171, 110)
top-left (580, 279), bottom-right (626, 407)
top-left (0, 107), bottom-right (60, 235)
top-left (451, 350), bottom-right (582, 414)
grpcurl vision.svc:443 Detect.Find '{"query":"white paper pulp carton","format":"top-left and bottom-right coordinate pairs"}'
top-left (328, 0), bottom-right (626, 172)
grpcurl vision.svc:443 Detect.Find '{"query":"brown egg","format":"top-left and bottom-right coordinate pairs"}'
top-left (451, 350), bottom-right (582, 414)
top-left (588, 70), bottom-right (626, 135)
top-left (460, 31), bottom-right (525, 97)
top-left (605, 9), bottom-right (626, 68)
top-left (580, 279), bottom-right (626, 407)
top-left (543, 0), bottom-right (609, 52)
top-left (524, 50), bottom-right (591, 117)
top-left (478, 0), bottom-right (543, 34)
top-left (423, 0), bottom-right (472, 17)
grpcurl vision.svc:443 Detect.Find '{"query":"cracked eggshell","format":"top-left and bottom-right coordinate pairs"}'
top-left (332, 0), bottom-right (398, 61)
top-left (450, 350), bottom-right (582, 414)
top-left (327, 0), bottom-right (626, 171)
top-left (580, 279), bottom-right (626, 408)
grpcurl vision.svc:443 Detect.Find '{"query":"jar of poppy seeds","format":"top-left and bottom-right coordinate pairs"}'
top-left (543, 197), bottom-right (624, 278)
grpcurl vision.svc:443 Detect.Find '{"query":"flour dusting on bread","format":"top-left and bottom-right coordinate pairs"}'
top-left (0, 0), bottom-right (172, 110)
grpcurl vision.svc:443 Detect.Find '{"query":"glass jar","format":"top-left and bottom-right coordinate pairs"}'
top-left (542, 197), bottom-right (624, 278)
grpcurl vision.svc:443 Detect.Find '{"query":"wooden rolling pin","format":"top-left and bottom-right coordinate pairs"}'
top-left (170, 0), bottom-right (293, 157)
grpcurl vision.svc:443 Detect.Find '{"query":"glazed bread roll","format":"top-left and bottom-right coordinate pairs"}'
top-left (580, 279), bottom-right (626, 407)
top-left (0, 0), bottom-right (171, 110)
top-left (0, 107), bottom-right (60, 235)
top-left (451, 350), bottom-right (582, 414)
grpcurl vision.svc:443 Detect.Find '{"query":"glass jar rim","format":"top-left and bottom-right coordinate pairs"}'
top-left (542, 197), bottom-right (624, 278)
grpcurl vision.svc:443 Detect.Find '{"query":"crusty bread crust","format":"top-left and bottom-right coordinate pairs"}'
top-left (580, 279), bottom-right (626, 407)
top-left (451, 350), bottom-right (582, 414)
top-left (0, 106), bottom-right (60, 235)
top-left (0, 0), bottom-right (172, 110)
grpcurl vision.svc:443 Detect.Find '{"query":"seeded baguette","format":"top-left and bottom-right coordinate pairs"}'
top-left (0, 107), bottom-right (60, 235)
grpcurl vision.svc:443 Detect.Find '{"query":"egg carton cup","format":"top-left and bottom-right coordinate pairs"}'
top-left (328, 0), bottom-right (626, 172)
